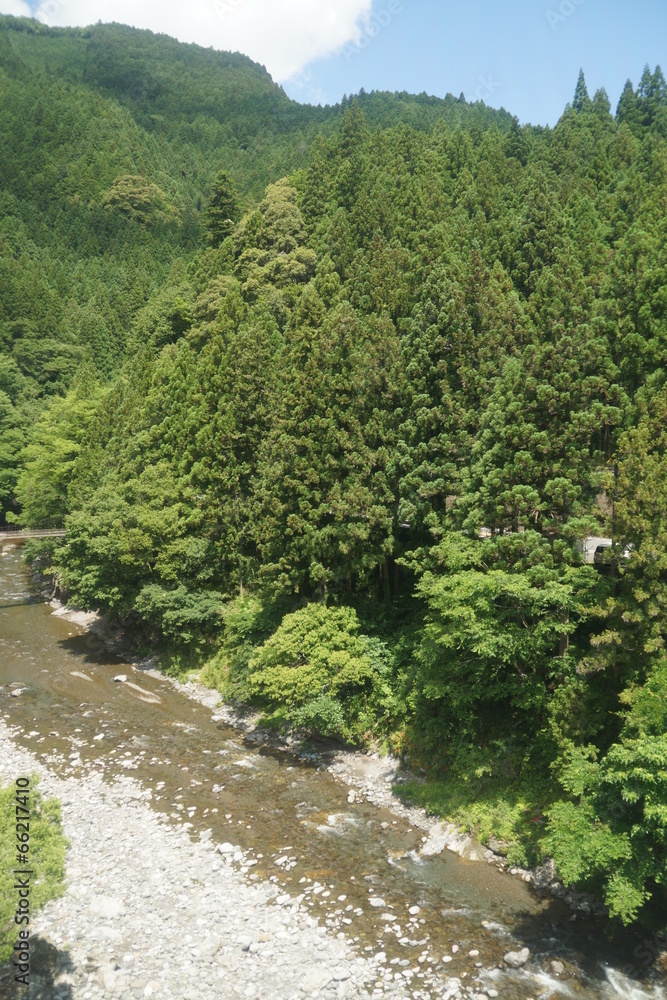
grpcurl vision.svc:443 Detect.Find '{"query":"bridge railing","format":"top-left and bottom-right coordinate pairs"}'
top-left (0, 528), bottom-right (66, 540)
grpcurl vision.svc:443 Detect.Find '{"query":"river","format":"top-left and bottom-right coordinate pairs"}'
top-left (1, 541), bottom-right (664, 999)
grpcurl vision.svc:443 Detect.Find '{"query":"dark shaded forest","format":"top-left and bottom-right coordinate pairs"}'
top-left (2, 14), bottom-right (667, 928)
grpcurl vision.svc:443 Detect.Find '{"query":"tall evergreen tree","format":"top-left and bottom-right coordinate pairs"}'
top-left (203, 170), bottom-right (240, 246)
top-left (573, 69), bottom-right (591, 112)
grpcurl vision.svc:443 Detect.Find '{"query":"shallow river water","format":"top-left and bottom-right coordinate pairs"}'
top-left (1, 542), bottom-right (665, 1000)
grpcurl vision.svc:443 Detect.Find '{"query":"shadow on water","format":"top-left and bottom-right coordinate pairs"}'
top-left (3, 544), bottom-right (666, 999)
top-left (55, 634), bottom-right (126, 667)
top-left (0, 600), bottom-right (43, 610)
top-left (0, 937), bottom-right (75, 1000)
top-left (510, 899), bottom-right (664, 991)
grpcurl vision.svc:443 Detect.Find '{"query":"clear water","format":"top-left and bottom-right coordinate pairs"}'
top-left (1, 542), bottom-right (664, 998)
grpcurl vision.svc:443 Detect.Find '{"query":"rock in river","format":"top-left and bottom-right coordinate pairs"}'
top-left (504, 946), bottom-right (530, 968)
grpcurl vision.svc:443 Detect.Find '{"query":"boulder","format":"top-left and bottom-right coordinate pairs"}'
top-left (503, 946), bottom-right (530, 968)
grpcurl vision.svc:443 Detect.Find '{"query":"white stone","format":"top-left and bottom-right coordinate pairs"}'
top-left (504, 946), bottom-right (530, 968)
top-left (302, 969), bottom-right (333, 992)
top-left (99, 964), bottom-right (123, 991)
top-left (88, 895), bottom-right (126, 919)
top-left (199, 935), bottom-right (223, 959)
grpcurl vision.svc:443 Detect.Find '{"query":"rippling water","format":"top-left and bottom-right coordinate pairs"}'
top-left (1, 541), bottom-right (664, 999)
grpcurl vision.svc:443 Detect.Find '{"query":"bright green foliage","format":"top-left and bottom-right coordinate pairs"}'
top-left (399, 765), bottom-right (551, 868)
top-left (100, 175), bottom-right (177, 226)
top-left (4, 26), bottom-right (667, 925)
top-left (246, 604), bottom-right (376, 740)
top-left (247, 604), bottom-right (372, 703)
top-left (291, 696), bottom-right (347, 739)
top-left (203, 171), bottom-right (240, 246)
top-left (201, 595), bottom-right (288, 701)
top-left (544, 662), bottom-right (667, 923)
top-left (410, 532), bottom-right (605, 764)
top-left (0, 778), bottom-right (68, 964)
top-left (10, 369), bottom-right (105, 527)
top-left (234, 180), bottom-right (317, 316)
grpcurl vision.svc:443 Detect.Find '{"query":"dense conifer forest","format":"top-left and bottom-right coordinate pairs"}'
top-left (2, 13), bottom-right (667, 927)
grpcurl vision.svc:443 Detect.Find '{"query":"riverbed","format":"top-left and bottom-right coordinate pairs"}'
top-left (0, 542), bottom-right (664, 1000)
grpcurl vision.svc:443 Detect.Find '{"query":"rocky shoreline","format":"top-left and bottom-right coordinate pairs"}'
top-left (2, 585), bottom-right (663, 999)
top-left (160, 676), bottom-right (606, 919)
top-left (0, 720), bottom-right (410, 1000)
top-left (46, 594), bottom-right (606, 922)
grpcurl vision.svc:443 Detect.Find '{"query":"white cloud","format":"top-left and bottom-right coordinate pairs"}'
top-left (2, 0), bottom-right (32, 14)
top-left (21, 0), bottom-right (374, 82)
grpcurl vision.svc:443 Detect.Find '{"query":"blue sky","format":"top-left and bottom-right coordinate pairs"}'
top-left (3, 0), bottom-right (666, 125)
top-left (284, 0), bottom-right (667, 124)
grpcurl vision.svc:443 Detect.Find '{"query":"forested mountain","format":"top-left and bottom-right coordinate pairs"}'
top-left (0, 13), bottom-right (513, 516)
top-left (3, 15), bottom-right (667, 928)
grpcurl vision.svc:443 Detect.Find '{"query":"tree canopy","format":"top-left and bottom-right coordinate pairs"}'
top-left (3, 16), bottom-right (667, 928)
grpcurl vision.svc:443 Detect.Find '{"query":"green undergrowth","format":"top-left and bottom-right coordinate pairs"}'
top-left (198, 593), bottom-right (420, 748)
top-left (397, 773), bottom-right (551, 868)
top-left (0, 777), bottom-right (68, 965)
top-left (256, 706), bottom-right (290, 731)
top-left (395, 740), bottom-right (553, 868)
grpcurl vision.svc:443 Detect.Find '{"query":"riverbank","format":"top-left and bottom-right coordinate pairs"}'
top-left (3, 547), bottom-right (666, 1000)
top-left (0, 719), bottom-right (413, 1000)
top-left (47, 594), bottom-right (604, 922)
top-left (20, 551), bottom-right (610, 921)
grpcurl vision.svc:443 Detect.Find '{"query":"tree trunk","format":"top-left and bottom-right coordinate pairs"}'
top-left (559, 609), bottom-right (570, 657)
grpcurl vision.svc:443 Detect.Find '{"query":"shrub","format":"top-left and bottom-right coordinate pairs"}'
top-left (246, 603), bottom-right (376, 740)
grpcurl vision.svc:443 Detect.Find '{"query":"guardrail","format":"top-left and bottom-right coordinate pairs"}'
top-left (0, 529), bottom-right (66, 540)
